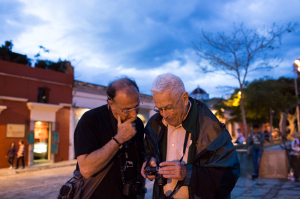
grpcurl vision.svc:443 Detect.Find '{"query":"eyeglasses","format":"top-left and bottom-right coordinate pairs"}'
top-left (153, 93), bottom-right (184, 113)
top-left (108, 96), bottom-right (142, 115)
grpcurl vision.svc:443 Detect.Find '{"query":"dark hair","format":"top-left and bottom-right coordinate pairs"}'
top-left (19, 140), bottom-right (23, 144)
top-left (106, 77), bottom-right (139, 100)
top-left (10, 142), bottom-right (15, 148)
top-left (253, 124), bottom-right (259, 129)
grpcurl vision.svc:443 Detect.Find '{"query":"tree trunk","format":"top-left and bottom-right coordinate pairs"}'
top-left (239, 85), bottom-right (248, 139)
top-left (287, 112), bottom-right (297, 135)
top-left (279, 112), bottom-right (287, 138)
top-left (269, 108), bottom-right (274, 143)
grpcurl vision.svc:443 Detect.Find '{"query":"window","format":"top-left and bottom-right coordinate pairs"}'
top-left (37, 87), bottom-right (50, 103)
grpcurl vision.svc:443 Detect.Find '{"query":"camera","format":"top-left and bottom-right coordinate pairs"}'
top-left (123, 180), bottom-right (147, 196)
top-left (145, 166), bottom-right (167, 186)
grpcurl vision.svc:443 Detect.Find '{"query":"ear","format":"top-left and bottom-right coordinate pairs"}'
top-left (182, 92), bottom-right (189, 106)
top-left (108, 100), bottom-right (114, 108)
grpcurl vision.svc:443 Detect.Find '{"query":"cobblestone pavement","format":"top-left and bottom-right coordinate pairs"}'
top-left (232, 177), bottom-right (300, 199)
top-left (0, 163), bottom-right (300, 199)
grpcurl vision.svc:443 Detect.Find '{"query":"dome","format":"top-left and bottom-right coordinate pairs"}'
top-left (190, 86), bottom-right (209, 101)
top-left (190, 86), bottom-right (207, 94)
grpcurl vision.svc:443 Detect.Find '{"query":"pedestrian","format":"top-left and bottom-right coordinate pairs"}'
top-left (74, 77), bottom-right (146, 199)
top-left (141, 73), bottom-right (240, 199)
top-left (5, 142), bottom-right (16, 169)
top-left (234, 128), bottom-right (245, 144)
top-left (15, 140), bottom-right (25, 169)
top-left (248, 124), bottom-right (264, 179)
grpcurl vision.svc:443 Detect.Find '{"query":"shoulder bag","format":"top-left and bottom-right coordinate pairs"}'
top-left (57, 161), bottom-right (113, 199)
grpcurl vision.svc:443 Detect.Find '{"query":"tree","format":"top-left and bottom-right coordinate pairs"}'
top-left (194, 23), bottom-right (297, 138)
top-left (0, 40), bottom-right (31, 66)
top-left (35, 59), bottom-right (69, 73)
top-left (244, 77), bottom-right (297, 138)
top-left (226, 77), bottom-right (298, 141)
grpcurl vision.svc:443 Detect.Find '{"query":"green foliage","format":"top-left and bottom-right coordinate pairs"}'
top-left (0, 40), bottom-right (31, 66)
top-left (226, 77), bottom-right (297, 124)
top-left (35, 59), bottom-right (68, 73)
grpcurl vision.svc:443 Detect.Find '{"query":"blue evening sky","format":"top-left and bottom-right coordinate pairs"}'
top-left (1, 0), bottom-right (300, 98)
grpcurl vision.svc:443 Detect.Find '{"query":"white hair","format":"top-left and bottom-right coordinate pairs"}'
top-left (151, 73), bottom-right (186, 95)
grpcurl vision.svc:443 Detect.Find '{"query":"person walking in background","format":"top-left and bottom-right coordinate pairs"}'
top-left (15, 140), bottom-right (25, 169)
top-left (249, 124), bottom-right (264, 179)
top-left (234, 128), bottom-right (245, 144)
top-left (5, 142), bottom-right (16, 169)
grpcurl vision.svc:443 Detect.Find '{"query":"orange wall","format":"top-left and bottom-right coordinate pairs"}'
top-left (54, 108), bottom-right (70, 162)
top-left (0, 60), bottom-right (73, 104)
top-left (0, 60), bottom-right (73, 168)
top-left (0, 100), bottom-right (30, 168)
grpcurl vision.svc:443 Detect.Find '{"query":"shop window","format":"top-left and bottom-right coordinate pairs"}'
top-left (37, 87), bottom-right (49, 103)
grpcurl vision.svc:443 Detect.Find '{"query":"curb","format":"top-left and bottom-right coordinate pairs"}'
top-left (0, 160), bottom-right (77, 177)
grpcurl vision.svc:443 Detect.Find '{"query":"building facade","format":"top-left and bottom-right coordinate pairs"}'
top-left (0, 60), bottom-right (73, 168)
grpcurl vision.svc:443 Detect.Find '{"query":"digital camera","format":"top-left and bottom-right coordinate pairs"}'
top-left (145, 166), bottom-right (167, 186)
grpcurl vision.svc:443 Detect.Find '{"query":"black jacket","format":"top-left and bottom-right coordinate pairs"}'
top-left (144, 98), bottom-right (240, 199)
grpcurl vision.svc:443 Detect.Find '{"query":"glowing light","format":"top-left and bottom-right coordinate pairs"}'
top-left (295, 59), bottom-right (300, 68)
top-left (33, 142), bottom-right (47, 153)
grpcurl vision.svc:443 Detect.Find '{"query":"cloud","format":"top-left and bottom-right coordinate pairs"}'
top-left (0, 0), bottom-right (300, 98)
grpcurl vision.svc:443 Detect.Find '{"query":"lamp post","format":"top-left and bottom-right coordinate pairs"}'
top-left (294, 59), bottom-right (300, 132)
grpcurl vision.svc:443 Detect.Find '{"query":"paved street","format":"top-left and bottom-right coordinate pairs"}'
top-left (0, 163), bottom-right (300, 199)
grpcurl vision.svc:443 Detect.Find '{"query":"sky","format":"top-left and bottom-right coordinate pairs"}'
top-left (1, 0), bottom-right (300, 98)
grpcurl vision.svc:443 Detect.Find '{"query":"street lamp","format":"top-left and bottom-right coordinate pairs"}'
top-left (294, 59), bottom-right (300, 132)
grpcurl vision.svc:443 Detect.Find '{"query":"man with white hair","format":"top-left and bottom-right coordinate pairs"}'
top-left (141, 73), bottom-right (240, 199)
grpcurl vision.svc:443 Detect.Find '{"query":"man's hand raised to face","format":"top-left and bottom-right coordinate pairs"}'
top-left (114, 115), bottom-right (136, 144)
top-left (159, 161), bottom-right (186, 181)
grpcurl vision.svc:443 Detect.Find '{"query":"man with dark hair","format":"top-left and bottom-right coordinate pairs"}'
top-left (248, 124), bottom-right (264, 179)
top-left (74, 77), bottom-right (145, 199)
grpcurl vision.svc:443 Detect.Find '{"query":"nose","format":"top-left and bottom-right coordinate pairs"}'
top-left (161, 110), bottom-right (169, 119)
top-left (129, 108), bottom-right (138, 118)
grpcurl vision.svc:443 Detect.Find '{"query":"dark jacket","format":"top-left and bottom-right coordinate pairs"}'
top-left (6, 146), bottom-right (16, 156)
top-left (144, 98), bottom-right (240, 199)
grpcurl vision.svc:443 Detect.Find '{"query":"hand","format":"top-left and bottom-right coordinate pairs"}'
top-left (159, 161), bottom-right (186, 181)
top-left (141, 157), bottom-right (157, 180)
top-left (114, 115), bottom-right (136, 144)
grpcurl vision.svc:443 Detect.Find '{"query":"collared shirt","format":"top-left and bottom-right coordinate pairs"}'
top-left (162, 101), bottom-right (192, 199)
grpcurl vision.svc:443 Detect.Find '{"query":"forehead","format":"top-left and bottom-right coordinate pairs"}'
top-left (114, 87), bottom-right (139, 108)
top-left (153, 90), bottom-right (177, 108)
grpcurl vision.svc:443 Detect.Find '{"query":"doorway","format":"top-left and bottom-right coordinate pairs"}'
top-left (33, 121), bottom-right (51, 162)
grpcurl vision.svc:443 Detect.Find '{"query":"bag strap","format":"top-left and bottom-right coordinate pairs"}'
top-left (76, 160), bottom-right (114, 199)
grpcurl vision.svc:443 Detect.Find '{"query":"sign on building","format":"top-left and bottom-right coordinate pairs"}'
top-left (6, 124), bottom-right (25, 138)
